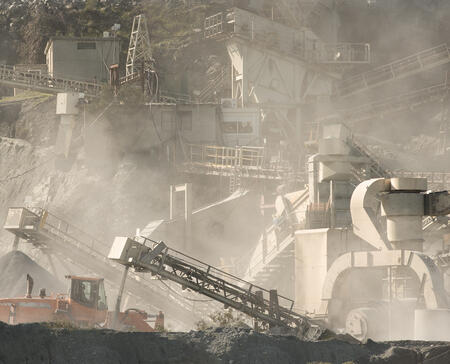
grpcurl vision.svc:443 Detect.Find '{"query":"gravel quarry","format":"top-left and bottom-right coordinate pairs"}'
top-left (1, 1), bottom-right (450, 362)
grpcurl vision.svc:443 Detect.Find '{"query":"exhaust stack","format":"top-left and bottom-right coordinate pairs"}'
top-left (26, 274), bottom-right (34, 298)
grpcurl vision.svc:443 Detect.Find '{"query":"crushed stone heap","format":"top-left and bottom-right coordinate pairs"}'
top-left (0, 250), bottom-right (64, 298)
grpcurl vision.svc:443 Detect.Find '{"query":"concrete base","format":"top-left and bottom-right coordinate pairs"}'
top-left (415, 309), bottom-right (450, 341)
top-left (294, 228), bottom-right (370, 314)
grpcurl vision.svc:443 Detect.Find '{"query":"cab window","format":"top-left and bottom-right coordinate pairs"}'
top-left (97, 281), bottom-right (108, 311)
top-left (71, 279), bottom-right (96, 308)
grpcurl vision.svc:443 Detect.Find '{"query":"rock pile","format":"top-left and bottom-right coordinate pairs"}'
top-left (0, 250), bottom-right (64, 298)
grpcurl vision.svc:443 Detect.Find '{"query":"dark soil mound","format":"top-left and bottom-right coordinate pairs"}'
top-left (0, 250), bottom-right (64, 298)
top-left (0, 325), bottom-right (448, 364)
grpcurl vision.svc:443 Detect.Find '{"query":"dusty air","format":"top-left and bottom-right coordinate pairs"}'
top-left (0, 0), bottom-right (449, 363)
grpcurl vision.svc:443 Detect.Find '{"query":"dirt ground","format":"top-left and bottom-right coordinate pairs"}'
top-left (0, 324), bottom-right (447, 364)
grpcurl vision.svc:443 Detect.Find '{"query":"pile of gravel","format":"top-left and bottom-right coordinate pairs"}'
top-left (0, 250), bottom-right (64, 298)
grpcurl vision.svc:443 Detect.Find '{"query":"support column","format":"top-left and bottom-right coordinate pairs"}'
top-left (169, 185), bottom-right (176, 220)
top-left (55, 115), bottom-right (76, 158)
top-left (45, 253), bottom-right (58, 276)
top-left (329, 180), bottom-right (336, 228)
top-left (12, 236), bottom-right (19, 251)
top-left (184, 183), bottom-right (193, 252)
top-left (55, 92), bottom-right (81, 167)
top-left (113, 265), bottom-right (129, 330)
top-left (169, 183), bottom-right (193, 252)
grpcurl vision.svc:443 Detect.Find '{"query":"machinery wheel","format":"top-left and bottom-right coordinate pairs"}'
top-left (345, 307), bottom-right (383, 341)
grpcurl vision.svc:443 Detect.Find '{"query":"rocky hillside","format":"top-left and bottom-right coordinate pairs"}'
top-left (0, 0), bottom-right (229, 97)
top-left (0, 97), bottom-right (173, 248)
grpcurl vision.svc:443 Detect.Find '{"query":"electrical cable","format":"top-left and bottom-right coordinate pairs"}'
top-left (82, 101), bottom-right (114, 131)
top-left (72, 101), bottom-right (114, 144)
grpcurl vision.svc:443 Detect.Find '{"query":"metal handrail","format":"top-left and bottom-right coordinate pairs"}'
top-left (204, 9), bottom-right (370, 65)
top-left (188, 144), bottom-right (266, 168)
top-left (37, 209), bottom-right (108, 256)
top-left (12, 207), bottom-right (199, 318)
top-left (339, 81), bottom-right (449, 125)
top-left (204, 12), bottom-right (224, 39)
top-left (337, 44), bottom-right (450, 97)
top-left (347, 134), bottom-right (390, 178)
top-left (0, 64), bottom-right (103, 97)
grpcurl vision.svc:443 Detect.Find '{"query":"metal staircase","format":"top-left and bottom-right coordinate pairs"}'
top-left (240, 189), bottom-right (310, 286)
top-left (3, 207), bottom-right (201, 327)
top-left (197, 67), bottom-right (228, 103)
top-left (109, 236), bottom-right (325, 339)
top-left (337, 44), bottom-right (450, 97)
top-left (346, 134), bottom-right (390, 178)
top-left (0, 65), bottom-right (103, 97)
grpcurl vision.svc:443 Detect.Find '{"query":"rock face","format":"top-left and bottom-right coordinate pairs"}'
top-left (0, 325), bottom-right (448, 364)
top-left (0, 104), bottom-right (21, 137)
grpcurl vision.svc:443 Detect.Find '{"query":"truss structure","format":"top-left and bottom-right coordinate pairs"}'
top-left (126, 14), bottom-right (153, 77)
top-left (3, 207), bottom-right (200, 326)
top-left (110, 237), bottom-right (326, 339)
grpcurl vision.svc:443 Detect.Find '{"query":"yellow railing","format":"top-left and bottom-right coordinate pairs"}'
top-left (188, 144), bottom-right (265, 169)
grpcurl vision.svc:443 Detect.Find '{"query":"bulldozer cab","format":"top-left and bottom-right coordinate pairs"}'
top-left (68, 276), bottom-right (108, 311)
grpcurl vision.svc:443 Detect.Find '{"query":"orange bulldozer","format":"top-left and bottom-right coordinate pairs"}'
top-left (0, 274), bottom-right (164, 332)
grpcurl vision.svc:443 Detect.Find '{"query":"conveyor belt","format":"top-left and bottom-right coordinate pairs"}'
top-left (337, 44), bottom-right (450, 97)
top-left (109, 236), bottom-right (326, 340)
top-left (0, 65), bottom-right (103, 97)
top-left (3, 207), bottom-right (202, 327)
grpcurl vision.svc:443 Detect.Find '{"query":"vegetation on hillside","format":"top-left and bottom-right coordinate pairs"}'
top-left (0, 0), bottom-right (223, 63)
top-left (0, 0), bottom-right (228, 96)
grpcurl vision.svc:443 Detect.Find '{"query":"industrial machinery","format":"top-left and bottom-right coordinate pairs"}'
top-left (331, 177), bottom-right (450, 341)
top-left (108, 236), bottom-right (327, 341)
top-left (2, 207), bottom-right (197, 328)
top-left (300, 175), bottom-right (450, 341)
top-left (104, 157), bottom-right (450, 342)
top-left (238, 123), bottom-right (450, 341)
top-left (120, 14), bottom-right (158, 101)
top-left (0, 274), bottom-right (164, 332)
